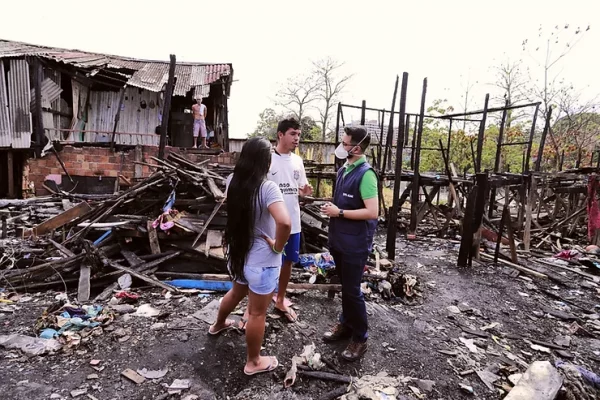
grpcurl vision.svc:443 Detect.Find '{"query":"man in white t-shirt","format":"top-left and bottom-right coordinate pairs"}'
top-left (268, 117), bottom-right (312, 321)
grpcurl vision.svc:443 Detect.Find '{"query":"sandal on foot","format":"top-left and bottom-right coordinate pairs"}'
top-left (272, 295), bottom-right (293, 307)
top-left (208, 319), bottom-right (235, 336)
top-left (243, 357), bottom-right (279, 376)
top-left (275, 306), bottom-right (298, 323)
top-left (238, 318), bottom-right (248, 331)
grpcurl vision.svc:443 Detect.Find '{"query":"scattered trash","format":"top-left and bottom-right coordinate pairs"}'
top-left (505, 361), bottom-right (562, 400)
top-left (134, 304), bottom-right (161, 318)
top-left (121, 369), bottom-right (146, 384)
top-left (459, 337), bottom-right (478, 353)
top-left (447, 305), bottom-right (461, 314)
top-left (168, 379), bottom-right (191, 395)
top-left (284, 343), bottom-right (325, 388)
top-left (137, 367), bottom-right (168, 380)
top-left (0, 334), bottom-right (62, 355)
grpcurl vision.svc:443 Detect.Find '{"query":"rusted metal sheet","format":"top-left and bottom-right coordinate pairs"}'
top-left (0, 62), bottom-right (11, 147)
top-left (7, 59), bottom-right (32, 149)
top-left (0, 39), bottom-right (232, 96)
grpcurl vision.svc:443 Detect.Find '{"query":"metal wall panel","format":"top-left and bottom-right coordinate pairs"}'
top-left (0, 62), bottom-right (11, 147)
top-left (7, 59), bottom-right (32, 148)
top-left (86, 87), bottom-right (160, 146)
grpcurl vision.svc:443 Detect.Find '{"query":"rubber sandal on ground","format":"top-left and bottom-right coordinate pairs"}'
top-left (244, 357), bottom-right (279, 376)
top-left (208, 319), bottom-right (235, 336)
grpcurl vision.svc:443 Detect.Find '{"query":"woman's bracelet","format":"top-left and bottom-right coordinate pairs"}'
top-left (272, 244), bottom-right (286, 255)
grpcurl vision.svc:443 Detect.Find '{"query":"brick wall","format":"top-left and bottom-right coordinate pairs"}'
top-left (25, 145), bottom-right (238, 197)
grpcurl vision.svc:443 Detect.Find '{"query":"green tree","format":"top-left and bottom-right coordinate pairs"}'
top-left (249, 109), bottom-right (322, 141)
top-left (248, 108), bottom-right (282, 140)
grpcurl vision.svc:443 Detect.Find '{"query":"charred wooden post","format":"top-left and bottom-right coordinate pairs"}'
top-left (377, 110), bottom-right (385, 168)
top-left (535, 106), bottom-right (553, 172)
top-left (158, 54), bottom-right (176, 160)
top-left (524, 103), bottom-right (540, 172)
top-left (382, 76), bottom-right (399, 174)
top-left (475, 94), bottom-right (489, 173)
top-left (494, 199), bottom-right (509, 265)
top-left (386, 72), bottom-right (408, 259)
top-left (408, 78), bottom-right (427, 238)
top-left (405, 114), bottom-right (411, 146)
top-left (523, 175), bottom-right (537, 251)
top-left (7, 151), bottom-right (15, 198)
top-left (489, 101), bottom-right (509, 219)
top-left (458, 187), bottom-right (478, 267)
top-left (472, 173), bottom-right (488, 259)
top-left (360, 100), bottom-right (366, 125)
top-left (110, 86), bottom-right (127, 152)
top-left (333, 102), bottom-right (342, 193)
top-left (445, 118), bottom-right (453, 168)
top-left (410, 115), bottom-right (418, 170)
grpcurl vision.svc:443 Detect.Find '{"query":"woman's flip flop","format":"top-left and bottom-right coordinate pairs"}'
top-left (208, 319), bottom-right (235, 336)
top-left (243, 357), bottom-right (279, 376)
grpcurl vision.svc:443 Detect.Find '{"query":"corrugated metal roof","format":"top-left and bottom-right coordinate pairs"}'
top-left (0, 39), bottom-right (232, 95)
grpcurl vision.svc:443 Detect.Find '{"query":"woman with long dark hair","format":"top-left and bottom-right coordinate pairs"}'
top-left (209, 137), bottom-right (291, 375)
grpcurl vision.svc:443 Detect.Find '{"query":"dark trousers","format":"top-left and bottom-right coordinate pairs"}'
top-left (330, 249), bottom-right (369, 342)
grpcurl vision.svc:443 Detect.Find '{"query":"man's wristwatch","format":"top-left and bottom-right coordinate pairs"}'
top-left (339, 209), bottom-right (344, 218)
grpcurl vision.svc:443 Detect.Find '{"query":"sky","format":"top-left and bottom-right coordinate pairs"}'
top-left (1, 0), bottom-right (598, 138)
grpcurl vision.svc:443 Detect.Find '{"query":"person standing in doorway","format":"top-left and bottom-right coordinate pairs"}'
top-left (192, 98), bottom-right (208, 149)
top-left (320, 126), bottom-right (379, 362)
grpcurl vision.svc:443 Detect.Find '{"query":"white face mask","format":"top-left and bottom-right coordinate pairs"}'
top-left (334, 144), bottom-right (349, 159)
top-left (334, 134), bottom-right (368, 160)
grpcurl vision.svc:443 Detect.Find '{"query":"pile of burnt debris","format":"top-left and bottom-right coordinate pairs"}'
top-left (0, 153), bottom-right (412, 303)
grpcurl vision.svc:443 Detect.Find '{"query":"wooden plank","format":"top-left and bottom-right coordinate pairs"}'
top-left (147, 220), bottom-right (161, 254)
top-left (102, 257), bottom-right (178, 292)
top-left (480, 253), bottom-right (548, 279)
top-left (27, 201), bottom-right (92, 237)
top-left (77, 264), bottom-right (91, 302)
top-left (206, 177), bottom-right (225, 200)
top-left (48, 239), bottom-right (75, 257)
top-left (205, 230), bottom-right (223, 257)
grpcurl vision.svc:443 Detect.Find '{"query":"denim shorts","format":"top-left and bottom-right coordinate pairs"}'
top-left (236, 266), bottom-right (281, 295)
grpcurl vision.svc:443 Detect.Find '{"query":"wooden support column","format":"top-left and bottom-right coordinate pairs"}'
top-left (7, 151), bottom-right (15, 198)
top-left (535, 107), bottom-right (553, 172)
top-left (472, 173), bottom-right (488, 259)
top-left (475, 94), bottom-right (489, 173)
top-left (382, 76), bottom-right (399, 174)
top-left (524, 103), bottom-right (540, 172)
top-left (489, 101), bottom-right (509, 219)
top-left (110, 86), bottom-right (127, 152)
top-left (408, 78), bottom-right (427, 238)
top-left (458, 187), bottom-right (478, 267)
top-left (523, 175), bottom-right (536, 251)
top-left (386, 73), bottom-right (408, 259)
top-left (360, 100), bottom-right (366, 125)
top-left (158, 54), bottom-right (176, 160)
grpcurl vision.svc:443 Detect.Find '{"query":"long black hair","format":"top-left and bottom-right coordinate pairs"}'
top-left (226, 137), bottom-right (273, 281)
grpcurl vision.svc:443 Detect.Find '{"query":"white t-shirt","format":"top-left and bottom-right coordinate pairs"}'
top-left (268, 151), bottom-right (308, 234)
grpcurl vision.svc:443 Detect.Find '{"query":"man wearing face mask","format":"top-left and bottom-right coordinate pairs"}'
top-left (320, 126), bottom-right (379, 362)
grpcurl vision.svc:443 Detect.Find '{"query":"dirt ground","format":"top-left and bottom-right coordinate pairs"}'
top-left (1, 234), bottom-right (600, 400)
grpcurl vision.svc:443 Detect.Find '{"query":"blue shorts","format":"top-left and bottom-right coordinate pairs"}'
top-left (283, 233), bottom-right (301, 263)
top-left (236, 266), bottom-right (281, 295)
